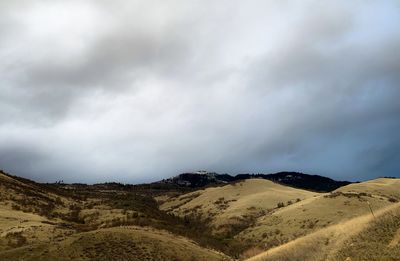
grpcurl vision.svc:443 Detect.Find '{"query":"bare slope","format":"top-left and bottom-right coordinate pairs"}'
top-left (161, 179), bottom-right (318, 233)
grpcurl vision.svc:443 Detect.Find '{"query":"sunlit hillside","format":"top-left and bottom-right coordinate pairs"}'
top-left (237, 178), bottom-right (400, 251)
top-left (246, 202), bottom-right (400, 261)
top-left (1, 170), bottom-right (399, 260)
top-left (0, 226), bottom-right (229, 261)
top-left (0, 171), bottom-right (232, 260)
top-left (160, 179), bottom-right (318, 234)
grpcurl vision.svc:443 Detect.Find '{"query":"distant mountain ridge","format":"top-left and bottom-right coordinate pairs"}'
top-left (156, 171), bottom-right (351, 192)
top-left (1, 168), bottom-right (350, 193)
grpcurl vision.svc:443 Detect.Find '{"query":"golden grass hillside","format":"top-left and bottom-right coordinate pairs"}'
top-left (0, 226), bottom-right (230, 261)
top-left (237, 178), bottom-right (400, 251)
top-left (0, 170), bottom-right (237, 259)
top-left (0, 208), bottom-right (75, 252)
top-left (246, 202), bottom-right (400, 261)
top-left (336, 177), bottom-right (400, 200)
top-left (0, 172), bottom-right (78, 252)
top-left (160, 179), bottom-right (318, 234)
top-left (2, 170), bottom-right (399, 260)
top-left (0, 171), bottom-right (77, 219)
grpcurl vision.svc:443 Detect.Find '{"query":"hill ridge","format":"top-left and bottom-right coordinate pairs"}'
top-left (155, 171), bottom-right (351, 192)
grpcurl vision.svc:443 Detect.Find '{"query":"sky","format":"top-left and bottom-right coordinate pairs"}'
top-left (1, 1), bottom-right (400, 183)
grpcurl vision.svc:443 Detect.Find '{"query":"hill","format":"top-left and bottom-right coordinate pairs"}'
top-left (1, 169), bottom-right (399, 260)
top-left (246, 202), bottom-right (400, 261)
top-left (159, 176), bottom-right (400, 259)
top-left (0, 226), bottom-right (229, 261)
top-left (0, 170), bottom-right (236, 259)
top-left (237, 178), bottom-right (400, 252)
top-left (160, 179), bottom-right (318, 235)
top-left (156, 171), bottom-right (350, 192)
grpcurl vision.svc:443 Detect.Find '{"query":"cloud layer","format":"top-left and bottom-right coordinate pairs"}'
top-left (1, 1), bottom-right (399, 183)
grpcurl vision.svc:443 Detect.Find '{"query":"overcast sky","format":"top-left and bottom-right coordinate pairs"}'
top-left (1, 1), bottom-right (399, 183)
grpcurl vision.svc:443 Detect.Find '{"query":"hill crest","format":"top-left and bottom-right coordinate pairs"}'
top-left (155, 171), bottom-right (351, 192)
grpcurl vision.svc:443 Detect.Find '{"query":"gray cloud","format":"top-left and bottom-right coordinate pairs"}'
top-left (0, 0), bottom-right (399, 183)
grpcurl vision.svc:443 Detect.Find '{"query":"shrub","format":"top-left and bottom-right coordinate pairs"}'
top-left (55, 197), bottom-right (64, 206)
top-left (6, 232), bottom-right (27, 248)
top-left (11, 204), bottom-right (21, 211)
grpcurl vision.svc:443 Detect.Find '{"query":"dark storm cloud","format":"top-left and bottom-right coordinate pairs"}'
top-left (0, 145), bottom-right (45, 179)
top-left (0, 0), bottom-right (399, 182)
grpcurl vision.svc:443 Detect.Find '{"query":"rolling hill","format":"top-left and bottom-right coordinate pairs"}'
top-left (237, 178), bottom-right (400, 251)
top-left (160, 179), bottom-right (318, 235)
top-left (156, 171), bottom-right (350, 192)
top-left (246, 202), bottom-right (400, 261)
top-left (1, 169), bottom-right (399, 260)
top-left (0, 226), bottom-right (228, 261)
top-left (160, 176), bottom-right (400, 259)
top-left (0, 170), bottom-right (233, 260)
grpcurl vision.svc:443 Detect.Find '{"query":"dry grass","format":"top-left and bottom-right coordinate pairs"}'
top-left (0, 207), bottom-right (75, 252)
top-left (1, 171), bottom-right (399, 261)
top-left (335, 204), bottom-right (400, 260)
top-left (161, 179), bottom-right (317, 234)
top-left (238, 179), bottom-right (397, 250)
top-left (246, 202), bottom-right (400, 261)
top-left (0, 171), bottom-right (235, 259)
top-left (0, 226), bottom-right (231, 261)
top-left (336, 178), bottom-right (400, 200)
top-left (0, 172), bottom-right (78, 219)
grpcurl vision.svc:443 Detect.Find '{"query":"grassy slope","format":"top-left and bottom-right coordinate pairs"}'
top-left (0, 172), bottom-right (78, 251)
top-left (246, 202), bottom-right (400, 261)
top-left (336, 177), bottom-right (400, 199)
top-left (335, 203), bottom-right (400, 261)
top-left (0, 208), bottom-right (76, 252)
top-left (2, 170), bottom-right (399, 261)
top-left (237, 178), bottom-right (400, 250)
top-left (0, 171), bottom-right (77, 217)
top-left (0, 173), bottom-right (233, 260)
top-left (0, 171), bottom-right (235, 260)
top-left (0, 226), bottom-right (230, 261)
top-left (161, 179), bottom-right (317, 233)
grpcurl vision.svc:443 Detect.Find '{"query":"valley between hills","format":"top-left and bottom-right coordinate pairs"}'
top-left (0, 170), bottom-right (399, 260)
